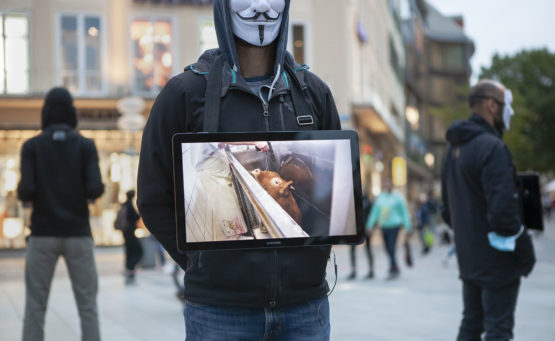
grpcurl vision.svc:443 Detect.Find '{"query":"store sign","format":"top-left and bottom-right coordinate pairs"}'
top-left (392, 156), bottom-right (407, 187)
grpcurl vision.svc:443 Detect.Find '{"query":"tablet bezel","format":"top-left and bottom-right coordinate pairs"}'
top-left (172, 130), bottom-right (364, 252)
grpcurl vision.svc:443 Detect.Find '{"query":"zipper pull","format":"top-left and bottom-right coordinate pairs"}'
top-left (262, 102), bottom-right (269, 117)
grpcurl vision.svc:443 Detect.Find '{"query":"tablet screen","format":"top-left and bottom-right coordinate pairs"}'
top-left (173, 131), bottom-right (363, 251)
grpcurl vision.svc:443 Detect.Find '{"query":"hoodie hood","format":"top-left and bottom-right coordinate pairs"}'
top-left (213, 0), bottom-right (290, 75)
top-left (41, 87), bottom-right (77, 130)
top-left (446, 114), bottom-right (501, 145)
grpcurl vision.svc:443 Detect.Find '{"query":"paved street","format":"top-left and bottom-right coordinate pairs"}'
top-left (1, 221), bottom-right (554, 340)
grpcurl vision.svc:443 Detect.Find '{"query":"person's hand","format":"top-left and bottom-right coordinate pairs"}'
top-left (255, 142), bottom-right (269, 152)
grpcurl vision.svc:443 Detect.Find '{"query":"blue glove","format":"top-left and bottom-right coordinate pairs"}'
top-left (487, 226), bottom-right (524, 252)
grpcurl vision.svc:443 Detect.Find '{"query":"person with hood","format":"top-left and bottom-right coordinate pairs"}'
top-left (17, 87), bottom-right (104, 341)
top-left (441, 79), bottom-right (535, 341)
top-left (365, 178), bottom-right (411, 280)
top-left (137, 0), bottom-right (340, 339)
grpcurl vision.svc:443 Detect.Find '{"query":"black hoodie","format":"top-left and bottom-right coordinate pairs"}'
top-left (137, 0), bottom-right (340, 308)
top-left (17, 121), bottom-right (104, 236)
top-left (441, 114), bottom-right (532, 287)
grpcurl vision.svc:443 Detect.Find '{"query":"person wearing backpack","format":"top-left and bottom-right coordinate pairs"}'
top-left (17, 87), bottom-right (104, 341)
top-left (137, 0), bottom-right (340, 339)
top-left (119, 190), bottom-right (142, 284)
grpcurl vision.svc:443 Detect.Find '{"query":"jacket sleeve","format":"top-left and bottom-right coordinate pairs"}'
top-left (480, 141), bottom-right (521, 236)
top-left (399, 195), bottom-right (412, 232)
top-left (83, 139), bottom-right (104, 199)
top-left (137, 76), bottom-right (189, 267)
top-left (440, 146), bottom-right (452, 227)
top-left (17, 141), bottom-right (36, 202)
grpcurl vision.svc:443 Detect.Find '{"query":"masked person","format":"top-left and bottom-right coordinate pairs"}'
top-left (441, 80), bottom-right (535, 341)
top-left (18, 87), bottom-right (104, 341)
top-left (137, 0), bottom-right (340, 339)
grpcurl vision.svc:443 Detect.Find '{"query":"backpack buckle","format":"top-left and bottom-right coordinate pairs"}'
top-left (296, 115), bottom-right (314, 126)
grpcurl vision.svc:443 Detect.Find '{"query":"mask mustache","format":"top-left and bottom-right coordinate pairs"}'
top-left (237, 11), bottom-right (281, 21)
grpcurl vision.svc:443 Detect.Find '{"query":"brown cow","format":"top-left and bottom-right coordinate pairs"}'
top-left (251, 169), bottom-right (302, 226)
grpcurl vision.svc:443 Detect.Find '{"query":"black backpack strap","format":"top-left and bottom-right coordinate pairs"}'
top-left (203, 54), bottom-right (224, 132)
top-left (283, 63), bottom-right (317, 130)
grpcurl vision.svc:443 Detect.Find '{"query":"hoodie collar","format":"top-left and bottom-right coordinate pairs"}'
top-left (469, 113), bottom-right (502, 138)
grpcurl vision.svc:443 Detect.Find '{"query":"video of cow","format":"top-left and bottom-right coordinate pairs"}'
top-left (180, 139), bottom-right (356, 243)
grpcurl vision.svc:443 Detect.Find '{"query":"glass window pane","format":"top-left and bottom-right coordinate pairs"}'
top-left (84, 16), bottom-right (102, 92)
top-left (5, 15), bottom-right (28, 37)
top-left (292, 24), bottom-right (305, 64)
top-left (152, 20), bottom-right (172, 91)
top-left (200, 21), bottom-right (217, 55)
top-left (5, 15), bottom-right (29, 94)
top-left (84, 17), bottom-right (100, 71)
top-left (131, 19), bottom-right (172, 93)
top-left (61, 16), bottom-right (78, 72)
top-left (85, 72), bottom-right (101, 92)
top-left (131, 20), bottom-right (154, 92)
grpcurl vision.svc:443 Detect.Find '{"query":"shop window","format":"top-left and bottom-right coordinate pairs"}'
top-left (199, 20), bottom-right (218, 55)
top-left (58, 14), bottom-right (104, 95)
top-left (130, 18), bottom-right (173, 95)
top-left (0, 13), bottom-right (30, 94)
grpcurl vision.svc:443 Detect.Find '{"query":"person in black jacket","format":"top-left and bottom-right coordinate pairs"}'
top-left (121, 190), bottom-right (142, 284)
top-left (17, 87), bottom-right (104, 341)
top-left (442, 79), bottom-right (535, 341)
top-left (347, 192), bottom-right (373, 279)
top-left (137, 0), bottom-right (340, 339)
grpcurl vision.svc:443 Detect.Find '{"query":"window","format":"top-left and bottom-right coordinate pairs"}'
top-left (429, 42), bottom-right (464, 72)
top-left (0, 13), bottom-right (30, 94)
top-left (199, 20), bottom-right (217, 55)
top-left (130, 18), bottom-right (173, 94)
top-left (59, 14), bottom-right (103, 95)
top-left (292, 24), bottom-right (305, 64)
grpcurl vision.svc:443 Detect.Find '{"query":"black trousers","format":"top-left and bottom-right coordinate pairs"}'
top-left (382, 227), bottom-right (400, 272)
top-left (350, 234), bottom-right (373, 273)
top-left (124, 234), bottom-right (143, 272)
top-left (457, 279), bottom-right (520, 341)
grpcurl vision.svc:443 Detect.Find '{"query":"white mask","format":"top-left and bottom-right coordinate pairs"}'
top-left (229, 0), bottom-right (285, 47)
top-left (503, 89), bottom-right (514, 131)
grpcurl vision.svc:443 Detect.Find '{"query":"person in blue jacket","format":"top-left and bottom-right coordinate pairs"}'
top-left (366, 178), bottom-right (411, 279)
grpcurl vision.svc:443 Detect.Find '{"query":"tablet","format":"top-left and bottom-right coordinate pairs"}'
top-left (172, 130), bottom-right (364, 251)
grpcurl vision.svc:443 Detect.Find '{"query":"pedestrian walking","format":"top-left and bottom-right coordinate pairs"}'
top-left (17, 87), bottom-right (104, 341)
top-left (442, 79), bottom-right (536, 341)
top-left (366, 179), bottom-right (411, 280)
top-left (118, 190), bottom-right (142, 284)
top-left (137, 0), bottom-right (341, 339)
top-left (347, 192), bottom-right (374, 279)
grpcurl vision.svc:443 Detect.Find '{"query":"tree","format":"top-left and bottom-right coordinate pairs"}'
top-left (479, 49), bottom-right (555, 172)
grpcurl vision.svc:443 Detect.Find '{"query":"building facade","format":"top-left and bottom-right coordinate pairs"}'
top-left (0, 0), bottom-right (407, 248)
top-left (401, 0), bottom-right (474, 202)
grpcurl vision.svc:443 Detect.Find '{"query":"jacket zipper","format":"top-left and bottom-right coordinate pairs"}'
top-left (262, 101), bottom-right (270, 131)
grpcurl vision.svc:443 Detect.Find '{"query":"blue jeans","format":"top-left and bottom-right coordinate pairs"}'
top-left (184, 296), bottom-right (330, 341)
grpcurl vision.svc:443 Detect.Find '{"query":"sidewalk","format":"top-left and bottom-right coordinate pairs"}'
top-left (1, 222), bottom-right (554, 340)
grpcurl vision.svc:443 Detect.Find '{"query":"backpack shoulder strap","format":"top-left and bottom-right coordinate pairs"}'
top-left (203, 54), bottom-right (224, 132)
top-left (283, 63), bottom-right (318, 130)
